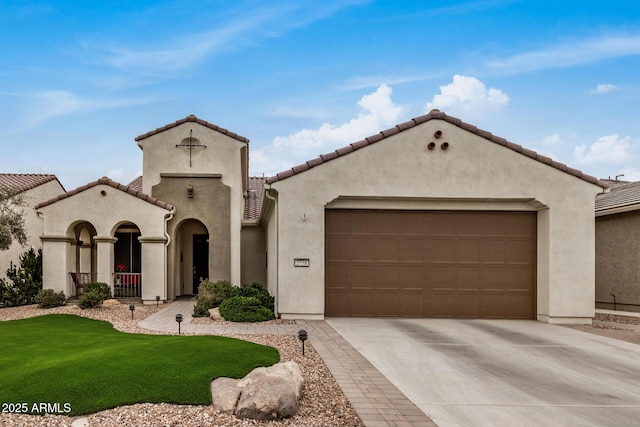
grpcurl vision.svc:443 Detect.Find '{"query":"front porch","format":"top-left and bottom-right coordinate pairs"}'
top-left (69, 271), bottom-right (142, 299)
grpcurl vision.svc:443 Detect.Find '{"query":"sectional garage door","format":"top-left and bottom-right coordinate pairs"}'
top-left (325, 210), bottom-right (536, 319)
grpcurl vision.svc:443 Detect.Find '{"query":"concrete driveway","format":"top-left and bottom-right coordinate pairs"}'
top-left (327, 318), bottom-right (640, 427)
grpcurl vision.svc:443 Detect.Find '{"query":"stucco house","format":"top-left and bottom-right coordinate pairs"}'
top-left (35, 111), bottom-right (606, 323)
top-left (595, 179), bottom-right (640, 312)
top-left (0, 174), bottom-right (65, 279)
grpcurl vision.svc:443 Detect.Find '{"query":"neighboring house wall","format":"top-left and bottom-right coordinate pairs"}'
top-left (267, 118), bottom-right (602, 323)
top-left (0, 179), bottom-right (64, 279)
top-left (595, 211), bottom-right (640, 312)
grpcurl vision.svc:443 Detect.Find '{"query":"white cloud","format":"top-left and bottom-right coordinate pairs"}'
top-left (573, 134), bottom-right (633, 165)
top-left (541, 134), bottom-right (564, 146)
top-left (84, 1), bottom-right (368, 75)
top-left (252, 84), bottom-right (406, 176)
top-left (425, 75), bottom-right (509, 118)
top-left (339, 73), bottom-right (434, 90)
top-left (487, 34), bottom-right (640, 74)
top-left (25, 90), bottom-right (154, 126)
top-left (590, 83), bottom-right (618, 94)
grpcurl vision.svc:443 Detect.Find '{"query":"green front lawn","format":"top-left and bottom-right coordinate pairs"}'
top-left (0, 314), bottom-right (279, 416)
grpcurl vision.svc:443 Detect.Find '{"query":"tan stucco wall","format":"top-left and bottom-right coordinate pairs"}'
top-left (137, 122), bottom-right (245, 286)
top-left (595, 211), bottom-right (640, 312)
top-left (241, 223), bottom-right (266, 286)
top-left (268, 119), bottom-right (602, 323)
top-left (37, 184), bottom-right (170, 301)
top-left (0, 180), bottom-right (64, 279)
top-left (153, 175), bottom-right (231, 295)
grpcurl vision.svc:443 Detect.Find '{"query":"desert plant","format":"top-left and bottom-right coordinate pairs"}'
top-left (0, 248), bottom-right (42, 308)
top-left (192, 279), bottom-right (234, 317)
top-left (219, 296), bottom-right (275, 322)
top-left (231, 282), bottom-right (274, 312)
top-left (78, 282), bottom-right (111, 309)
top-left (35, 289), bottom-right (67, 309)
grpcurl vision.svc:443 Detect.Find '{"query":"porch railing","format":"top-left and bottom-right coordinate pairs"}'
top-left (69, 272), bottom-right (97, 297)
top-left (113, 273), bottom-right (141, 298)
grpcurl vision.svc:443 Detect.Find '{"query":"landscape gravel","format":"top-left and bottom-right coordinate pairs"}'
top-left (0, 303), bottom-right (364, 427)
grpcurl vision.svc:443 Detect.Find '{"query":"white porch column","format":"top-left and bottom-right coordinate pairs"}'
top-left (40, 235), bottom-right (73, 295)
top-left (94, 236), bottom-right (117, 286)
top-left (139, 235), bottom-right (168, 303)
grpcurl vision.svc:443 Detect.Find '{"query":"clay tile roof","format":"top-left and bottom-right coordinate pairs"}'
top-left (0, 173), bottom-right (64, 194)
top-left (34, 176), bottom-right (174, 211)
top-left (265, 110), bottom-right (608, 188)
top-left (596, 180), bottom-right (640, 213)
top-left (135, 114), bottom-right (249, 144)
top-left (128, 176), bottom-right (143, 191)
top-left (244, 176), bottom-right (267, 220)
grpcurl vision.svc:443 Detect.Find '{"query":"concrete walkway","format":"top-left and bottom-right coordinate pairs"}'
top-left (138, 301), bottom-right (437, 427)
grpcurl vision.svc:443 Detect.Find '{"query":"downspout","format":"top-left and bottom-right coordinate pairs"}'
top-left (263, 187), bottom-right (279, 317)
top-left (164, 208), bottom-right (176, 301)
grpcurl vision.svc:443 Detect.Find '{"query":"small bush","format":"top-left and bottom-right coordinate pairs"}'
top-left (78, 282), bottom-right (111, 309)
top-left (83, 282), bottom-right (112, 300)
top-left (192, 280), bottom-right (234, 317)
top-left (35, 289), bottom-right (66, 309)
top-left (219, 296), bottom-right (275, 322)
top-left (231, 283), bottom-right (274, 312)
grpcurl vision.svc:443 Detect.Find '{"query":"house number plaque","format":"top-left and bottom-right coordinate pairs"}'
top-left (294, 258), bottom-right (310, 267)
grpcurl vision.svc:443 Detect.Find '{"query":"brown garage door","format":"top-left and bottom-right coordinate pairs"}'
top-left (325, 210), bottom-right (536, 319)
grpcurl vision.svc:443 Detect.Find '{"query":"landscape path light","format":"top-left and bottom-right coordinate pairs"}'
top-left (297, 329), bottom-right (308, 356)
top-left (156, 295), bottom-right (160, 308)
top-left (129, 303), bottom-right (135, 320)
top-left (176, 313), bottom-right (184, 334)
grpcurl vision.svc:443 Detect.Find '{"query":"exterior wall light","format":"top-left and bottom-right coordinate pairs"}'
top-left (186, 185), bottom-right (194, 198)
top-left (176, 313), bottom-right (184, 334)
top-left (129, 303), bottom-right (135, 320)
top-left (298, 329), bottom-right (308, 356)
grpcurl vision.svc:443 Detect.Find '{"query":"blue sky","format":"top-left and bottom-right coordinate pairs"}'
top-left (2, 0), bottom-right (640, 190)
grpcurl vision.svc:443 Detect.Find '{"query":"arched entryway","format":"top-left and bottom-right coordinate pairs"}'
top-left (174, 219), bottom-right (209, 296)
top-left (113, 223), bottom-right (142, 298)
top-left (69, 222), bottom-right (97, 296)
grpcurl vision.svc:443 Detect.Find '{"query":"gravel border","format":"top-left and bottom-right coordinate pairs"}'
top-left (0, 303), bottom-right (364, 427)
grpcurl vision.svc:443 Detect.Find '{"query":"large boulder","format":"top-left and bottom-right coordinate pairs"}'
top-left (211, 361), bottom-right (303, 420)
top-left (208, 307), bottom-right (224, 320)
top-left (210, 377), bottom-right (241, 414)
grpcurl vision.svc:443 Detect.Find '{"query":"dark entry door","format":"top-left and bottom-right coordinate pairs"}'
top-left (193, 234), bottom-right (209, 294)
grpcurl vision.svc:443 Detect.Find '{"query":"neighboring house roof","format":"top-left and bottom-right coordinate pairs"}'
top-left (35, 176), bottom-right (174, 211)
top-left (266, 109), bottom-right (608, 188)
top-left (596, 180), bottom-right (640, 215)
top-left (244, 176), bottom-right (266, 221)
top-left (135, 114), bottom-right (249, 144)
top-left (128, 176), bottom-right (143, 191)
top-left (0, 173), bottom-right (64, 194)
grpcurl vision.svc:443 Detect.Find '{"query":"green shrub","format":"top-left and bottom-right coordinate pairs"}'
top-left (83, 282), bottom-right (112, 300)
top-left (192, 279), bottom-right (234, 317)
top-left (0, 248), bottom-right (42, 308)
top-left (35, 289), bottom-right (67, 309)
top-left (78, 282), bottom-right (111, 309)
top-left (219, 296), bottom-right (275, 322)
top-left (231, 283), bottom-right (274, 312)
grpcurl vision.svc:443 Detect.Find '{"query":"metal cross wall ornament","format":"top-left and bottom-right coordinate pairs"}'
top-left (175, 129), bottom-right (207, 167)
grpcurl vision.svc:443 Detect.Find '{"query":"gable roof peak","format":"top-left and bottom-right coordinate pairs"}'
top-left (266, 110), bottom-right (607, 188)
top-left (35, 176), bottom-right (174, 211)
top-left (135, 115), bottom-right (249, 144)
